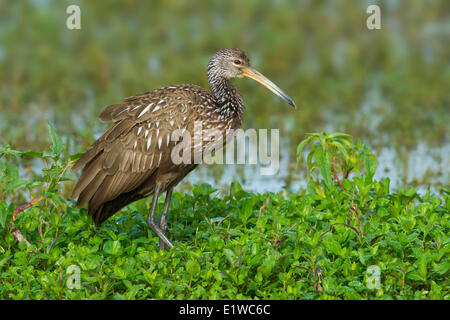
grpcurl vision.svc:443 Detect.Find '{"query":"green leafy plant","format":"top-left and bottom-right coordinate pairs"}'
top-left (0, 131), bottom-right (448, 300)
top-left (297, 132), bottom-right (377, 196)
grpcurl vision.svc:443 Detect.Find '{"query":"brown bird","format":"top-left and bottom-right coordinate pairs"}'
top-left (71, 48), bottom-right (295, 249)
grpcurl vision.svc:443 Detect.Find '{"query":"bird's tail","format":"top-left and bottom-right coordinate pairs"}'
top-left (90, 191), bottom-right (144, 226)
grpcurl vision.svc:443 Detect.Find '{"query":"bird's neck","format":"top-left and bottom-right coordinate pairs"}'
top-left (208, 76), bottom-right (244, 127)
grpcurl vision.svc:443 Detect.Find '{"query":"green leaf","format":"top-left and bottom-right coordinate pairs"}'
top-left (224, 248), bottom-right (237, 265)
top-left (0, 255), bottom-right (11, 270)
top-left (4, 179), bottom-right (28, 191)
top-left (328, 132), bottom-right (352, 141)
top-left (5, 165), bottom-right (19, 180)
top-left (209, 234), bottom-right (224, 250)
top-left (315, 145), bottom-right (332, 190)
top-left (258, 257), bottom-right (275, 278)
top-left (186, 259), bottom-right (200, 277)
top-left (47, 121), bottom-right (63, 159)
top-left (103, 240), bottom-right (121, 255)
top-left (417, 256), bottom-right (427, 282)
top-left (0, 201), bottom-right (8, 228)
top-left (296, 136), bottom-right (313, 165)
top-left (363, 151), bottom-right (377, 178)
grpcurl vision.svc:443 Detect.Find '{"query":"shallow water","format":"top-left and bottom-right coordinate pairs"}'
top-left (184, 138), bottom-right (449, 194)
top-left (0, 1), bottom-right (448, 194)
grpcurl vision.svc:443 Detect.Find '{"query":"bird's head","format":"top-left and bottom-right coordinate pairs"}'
top-left (207, 48), bottom-right (296, 108)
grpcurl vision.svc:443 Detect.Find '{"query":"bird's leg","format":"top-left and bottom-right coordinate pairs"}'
top-left (147, 184), bottom-right (174, 249)
top-left (159, 187), bottom-right (173, 251)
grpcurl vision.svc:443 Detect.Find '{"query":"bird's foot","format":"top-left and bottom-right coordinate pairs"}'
top-left (159, 216), bottom-right (169, 251)
top-left (147, 219), bottom-right (174, 250)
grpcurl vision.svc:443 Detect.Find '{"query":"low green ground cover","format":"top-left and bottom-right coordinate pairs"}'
top-left (0, 128), bottom-right (448, 299)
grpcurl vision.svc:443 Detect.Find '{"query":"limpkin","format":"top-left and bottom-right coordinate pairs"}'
top-left (71, 48), bottom-right (295, 249)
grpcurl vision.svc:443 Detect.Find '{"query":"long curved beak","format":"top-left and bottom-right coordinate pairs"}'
top-left (241, 66), bottom-right (296, 109)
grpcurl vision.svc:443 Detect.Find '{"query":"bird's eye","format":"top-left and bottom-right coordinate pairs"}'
top-left (234, 60), bottom-right (241, 65)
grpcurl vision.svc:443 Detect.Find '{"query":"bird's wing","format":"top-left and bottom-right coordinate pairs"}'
top-left (71, 85), bottom-right (212, 216)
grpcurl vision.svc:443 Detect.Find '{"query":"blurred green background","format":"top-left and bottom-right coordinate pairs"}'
top-left (0, 0), bottom-right (448, 192)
